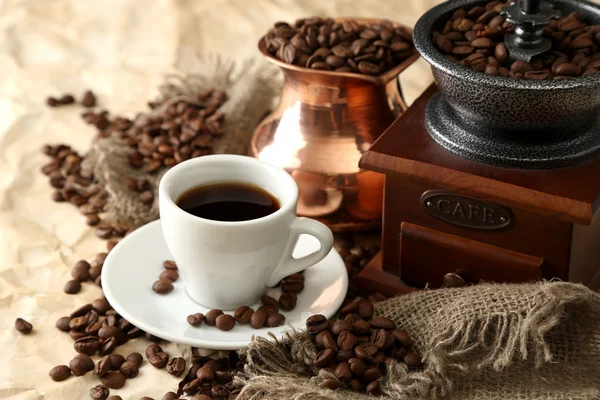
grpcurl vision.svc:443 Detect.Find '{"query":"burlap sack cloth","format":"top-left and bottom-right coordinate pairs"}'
top-left (234, 282), bottom-right (600, 400)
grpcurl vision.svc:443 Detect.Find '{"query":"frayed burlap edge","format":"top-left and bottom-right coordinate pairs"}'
top-left (82, 55), bottom-right (281, 228)
top-left (235, 282), bottom-right (600, 400)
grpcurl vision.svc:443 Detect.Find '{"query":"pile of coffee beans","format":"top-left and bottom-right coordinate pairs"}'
top-left (433, 1), bottom-right (600, 79)
top-left (306, 298), bottom-right (421, 395)
top-left (184, 270), bottom-right (305, 331)
top-left (264, 17), bottom-right (415, 75)
top-left (42, 87), bottom-right (227, 241)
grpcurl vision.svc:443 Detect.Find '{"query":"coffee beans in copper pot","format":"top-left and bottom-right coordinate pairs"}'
top-left (264, 17), bottom-right (415, 76)
top-left (432, 0), bottom-right (600, 79)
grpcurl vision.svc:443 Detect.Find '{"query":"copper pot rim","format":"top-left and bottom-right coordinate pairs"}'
top-left (258, 17), bottom-right (420, 85)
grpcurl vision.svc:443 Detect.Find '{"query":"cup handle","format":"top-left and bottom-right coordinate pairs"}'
top-left (267, 217), bottom-right (334, 287)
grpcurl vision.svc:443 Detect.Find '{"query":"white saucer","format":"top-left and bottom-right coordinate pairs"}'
top-left (102, 220), bottom-right (348, 350)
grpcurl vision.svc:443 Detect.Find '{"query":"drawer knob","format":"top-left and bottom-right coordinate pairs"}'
top-left (443, 269), bottom-right (468, 288)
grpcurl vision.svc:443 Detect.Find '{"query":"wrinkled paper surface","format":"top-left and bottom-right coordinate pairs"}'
top-left (1, 0), bottom-right (581, 398)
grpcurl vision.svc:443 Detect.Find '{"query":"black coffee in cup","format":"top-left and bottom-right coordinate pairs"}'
top-left (176, 182), bottom-right (280, 222)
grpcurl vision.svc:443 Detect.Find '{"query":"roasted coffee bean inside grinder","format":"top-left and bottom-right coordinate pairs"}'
top-left (176, 182), bottom-right (280, 222)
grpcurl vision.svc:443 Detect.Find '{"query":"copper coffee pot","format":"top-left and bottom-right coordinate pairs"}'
top-left (251, 19), bottom-right (419, 232)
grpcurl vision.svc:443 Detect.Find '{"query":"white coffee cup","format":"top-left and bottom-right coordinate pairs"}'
top-left (158, 154), bottom-right (334, 310)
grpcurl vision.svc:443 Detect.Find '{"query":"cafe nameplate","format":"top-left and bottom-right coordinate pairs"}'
top-left (420, 190), bottom-right (512, 230)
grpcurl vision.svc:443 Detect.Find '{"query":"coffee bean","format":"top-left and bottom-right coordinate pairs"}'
top-left (163, 260), bottom-right (177, 270)
top-left (347, 357), bottom-right (367, 376)
top-left (126, 352), bottom-right (143, 366)
top-left (261, 295), bottom-right (279, 309)
top-left (355, 344), bottom-right (377, 362)
top-left (72, 260), bottom-right (92, 281)
top-left (90, 385), bottom-right (110, 400)
top-left (273, 294), bottom-right (294, 312)
top-left (370, 329), bottom-right (388, 349)
top-left (314, 349), bottom-right (336, 368)
top-left (205, 309), bottom-right (223, 326)
top-left (234, 306), bottom-right (253, 324)
top-left (471, 37), bottom-right (495, 49)
top-left (92, 298), bottom-right (111, 314)
top-left (58, 94), bottom-right (75, 105)
top-left (69, 315), bottom-right (88, 331)
top-left (166, 357), bottom-right (186, 377)
top-left (81, 90), bottom-right (97, 107)
top-left (74, 336), bottom-right (101, 355)
top-left (46, 97), bottom-right (59, 107)
top-left (357, 61), bottom-right (380, 75)
top-left (211, 385), bottom-right (230, 399)
top-left (49, 365), bottom-right (71, 381)
top-left (145, 344), bottom-right (162, 358)
top-left (325, 55), bottom-right (345, 68)
top-left (216, 314), bottom-right (236, 331)
top-left (337, 331), bottom-right (357, 350)
top-left (266, 312), bottom-right (286, 327)
top-left (99, 337), bottom-right (118, 356)
top-left (196, 366), bottom-right (215, 381)
top-left (215, 371), bottom-right (233, 384)
top-left (365, 379), bottom-right (381, 395)
top-left (162, 393), bottom-right (178, 400)
top-left (149, 352), bottom-right (169, 368)
top-left (281, 280), bottom-right (304, 293)
top-left (391, 329), bottom-right (414, 347)
top-left (320, 378), bottom-right (343, 389)
top-left (183, 378), bottom-right (201, 394)
top-left (250, 308), bottom-right (268, 329)
top-left (363, 367), bottom-right (382, 383)
top-left (152, 279), bottom-right (174, 294)
top-left (352, 319), bottom-right (370, 334)
top-left (334, 361), bottom-right (353, 381)
top-left (96, 224), bottom-right (114, 239)
top-left (187, 313), bottom-right (205, 327)
top-left (90, 265), bottom-right (102, 280)
top-left (339, 301), bottom-right (359, 315)
top-left (336, 349), bottom-right (355, 362)
top-left (306, 314), bottom-right (328, 333)
top-left (555, 62), bottom-right (582, 76)
top-left (316, 330), bottom-right (338, 351)
top-left (98, 326), bottom-right (127, 344)
top-left (70, 354), bottom-right (95, 376)
top-left (70, 330), bottom-right (86, 341)
top-left (159, 269), bottom-right (179, 282)
top-left (101, 370), bottom-right (126, 389)
top-left (403, 351), bottom-right (423, 367)
top-left (369, 316), bottom-right (397, 330)
top-left (15, 318), bottom-right (32, 334)
top-left (106, 354), bottom-right (125, 370)
top-left (356, 299), bottom-right (374, 320)
top-left (117, 360), bottom-right (138, 378)
top-left (64, 279), bottom-right (82, 294)
top-left (140, 190), bottom-right (154, 205)
top-left (331, 320), bottom-right (353, 335)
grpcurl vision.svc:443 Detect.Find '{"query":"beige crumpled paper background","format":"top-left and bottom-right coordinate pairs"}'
top-left (2, 0), bottom-right (593, 398)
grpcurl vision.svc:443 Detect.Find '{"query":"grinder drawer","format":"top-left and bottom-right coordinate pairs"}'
top-left (399, 222), bottom-right (544, 288)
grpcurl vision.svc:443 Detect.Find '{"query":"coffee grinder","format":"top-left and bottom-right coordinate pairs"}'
top-left (355, 0), bottom-right (600, 295)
